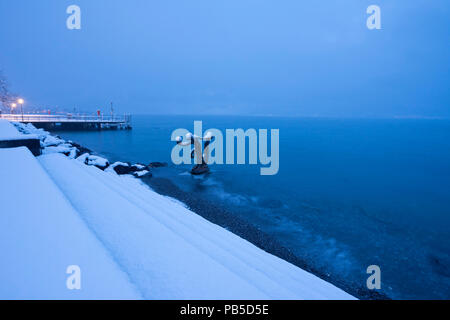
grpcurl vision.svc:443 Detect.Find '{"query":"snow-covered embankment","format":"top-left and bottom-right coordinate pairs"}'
top-left (1, 122), bottom-right (356, 300)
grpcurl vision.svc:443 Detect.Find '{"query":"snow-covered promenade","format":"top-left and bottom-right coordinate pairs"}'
top-left (0, 120), bottom-right (355, 300)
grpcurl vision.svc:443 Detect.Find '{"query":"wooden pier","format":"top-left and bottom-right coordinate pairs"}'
top-left (0, 113), bottom-right (132, 130)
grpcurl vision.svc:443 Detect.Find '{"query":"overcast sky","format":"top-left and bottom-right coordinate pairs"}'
top-left (0, 0), bottom-right (449, 117)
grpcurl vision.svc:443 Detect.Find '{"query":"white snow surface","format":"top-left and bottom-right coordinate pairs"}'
top-left (42, 135), bottom-right (65, 147)
top-left (0, 119), bottom-right (38, 141)
top-left (134, 170), bottom-right (149, 177)
top-left (111, 161), bottom-right (129, 168)
top-left (38, 153), bottom-right (355, 300)
top-left (87, 155), bottom-right (109, 167)
top-left (13, 122), bottom-right (53, 142)
top-left (0, 147), bottom-right (141, 299)
top-left (42, 143), bottom-right (75, 155)
top-left (76, 152), bottom-right (89, 163)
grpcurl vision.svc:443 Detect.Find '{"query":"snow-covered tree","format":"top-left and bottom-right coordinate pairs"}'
top-left (0, 70), bottom-right (17, 111)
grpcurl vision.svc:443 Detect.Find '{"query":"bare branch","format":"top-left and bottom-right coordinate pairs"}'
top-left (0, 70), bottom-right (18, 110)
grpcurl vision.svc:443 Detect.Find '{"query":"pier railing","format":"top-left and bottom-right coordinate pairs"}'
top-left (0, 113), bottom-right (132, 124)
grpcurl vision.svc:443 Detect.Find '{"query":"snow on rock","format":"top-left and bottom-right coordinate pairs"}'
top-left (11, 122), bottom-right (76, 156)
top-left (7, 121), bottom-right (111, 169)
top-left (76, 153), bottom-right (109, 170)
top-left (42, 135), bottom-right (65, 147)
top-left (10, 121), bottom-right (61, 151)
top-left (12, 122), bottom-right (48, 140)
top-left (0, 147), bottom-right (141, 299)
top-left (110, 161), bottom-right (151, 176)
top-left (86, 155), bottom-right (109, 169)
top-left (76, 152), bottom-right (90, 163)
top-left (133, 170), bottom-right (150, 178)
top-left (68, 148), bottom-right (77, 159)
top-left (39, 153), bottom-right (356, 300)
top-left (111, 161), bottom-right (130, 168)
top-left (132, 164), bottom-right (146, 170)
top-left (42, 143), bottom-right (75, 155)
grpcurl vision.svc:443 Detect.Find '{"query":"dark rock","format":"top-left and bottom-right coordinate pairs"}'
top-left (85, 155), bottom-right (109, 171)
top-left (94, 164), bottom-right (109, 171)
top-left (148, 162), bottom-right (168, 168)
top-left (429, 255), bottom-right (450, 278)
top-left (113, 163), bottom-right (132, 175)
top-left (190, 164), bottom-right (210, 175)
top-left (113, 163), bottom-right (151, 175)
top-left (70, 142), bottom-right (92, 157)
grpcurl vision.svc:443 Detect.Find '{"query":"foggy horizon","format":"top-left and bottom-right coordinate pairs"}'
top-left (1, 0), bottom-right (449, 118)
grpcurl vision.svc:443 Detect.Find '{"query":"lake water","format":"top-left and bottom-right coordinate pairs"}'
top-left (56, 115), bottom-right (450, 299)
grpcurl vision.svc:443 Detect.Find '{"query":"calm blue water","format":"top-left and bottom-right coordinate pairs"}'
top-left (56, 115), bottom-right (450, 299)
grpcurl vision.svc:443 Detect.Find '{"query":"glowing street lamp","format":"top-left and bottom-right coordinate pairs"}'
top-left (17, 98), bottom-right (24, 121)
top-left (11, 103), bottom-right (16, 114)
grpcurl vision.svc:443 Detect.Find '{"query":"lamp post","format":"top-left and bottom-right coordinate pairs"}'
top-left (17, 98), bottom-right (24, 121)
top-left (11, 103), bottom-right (16, 114)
